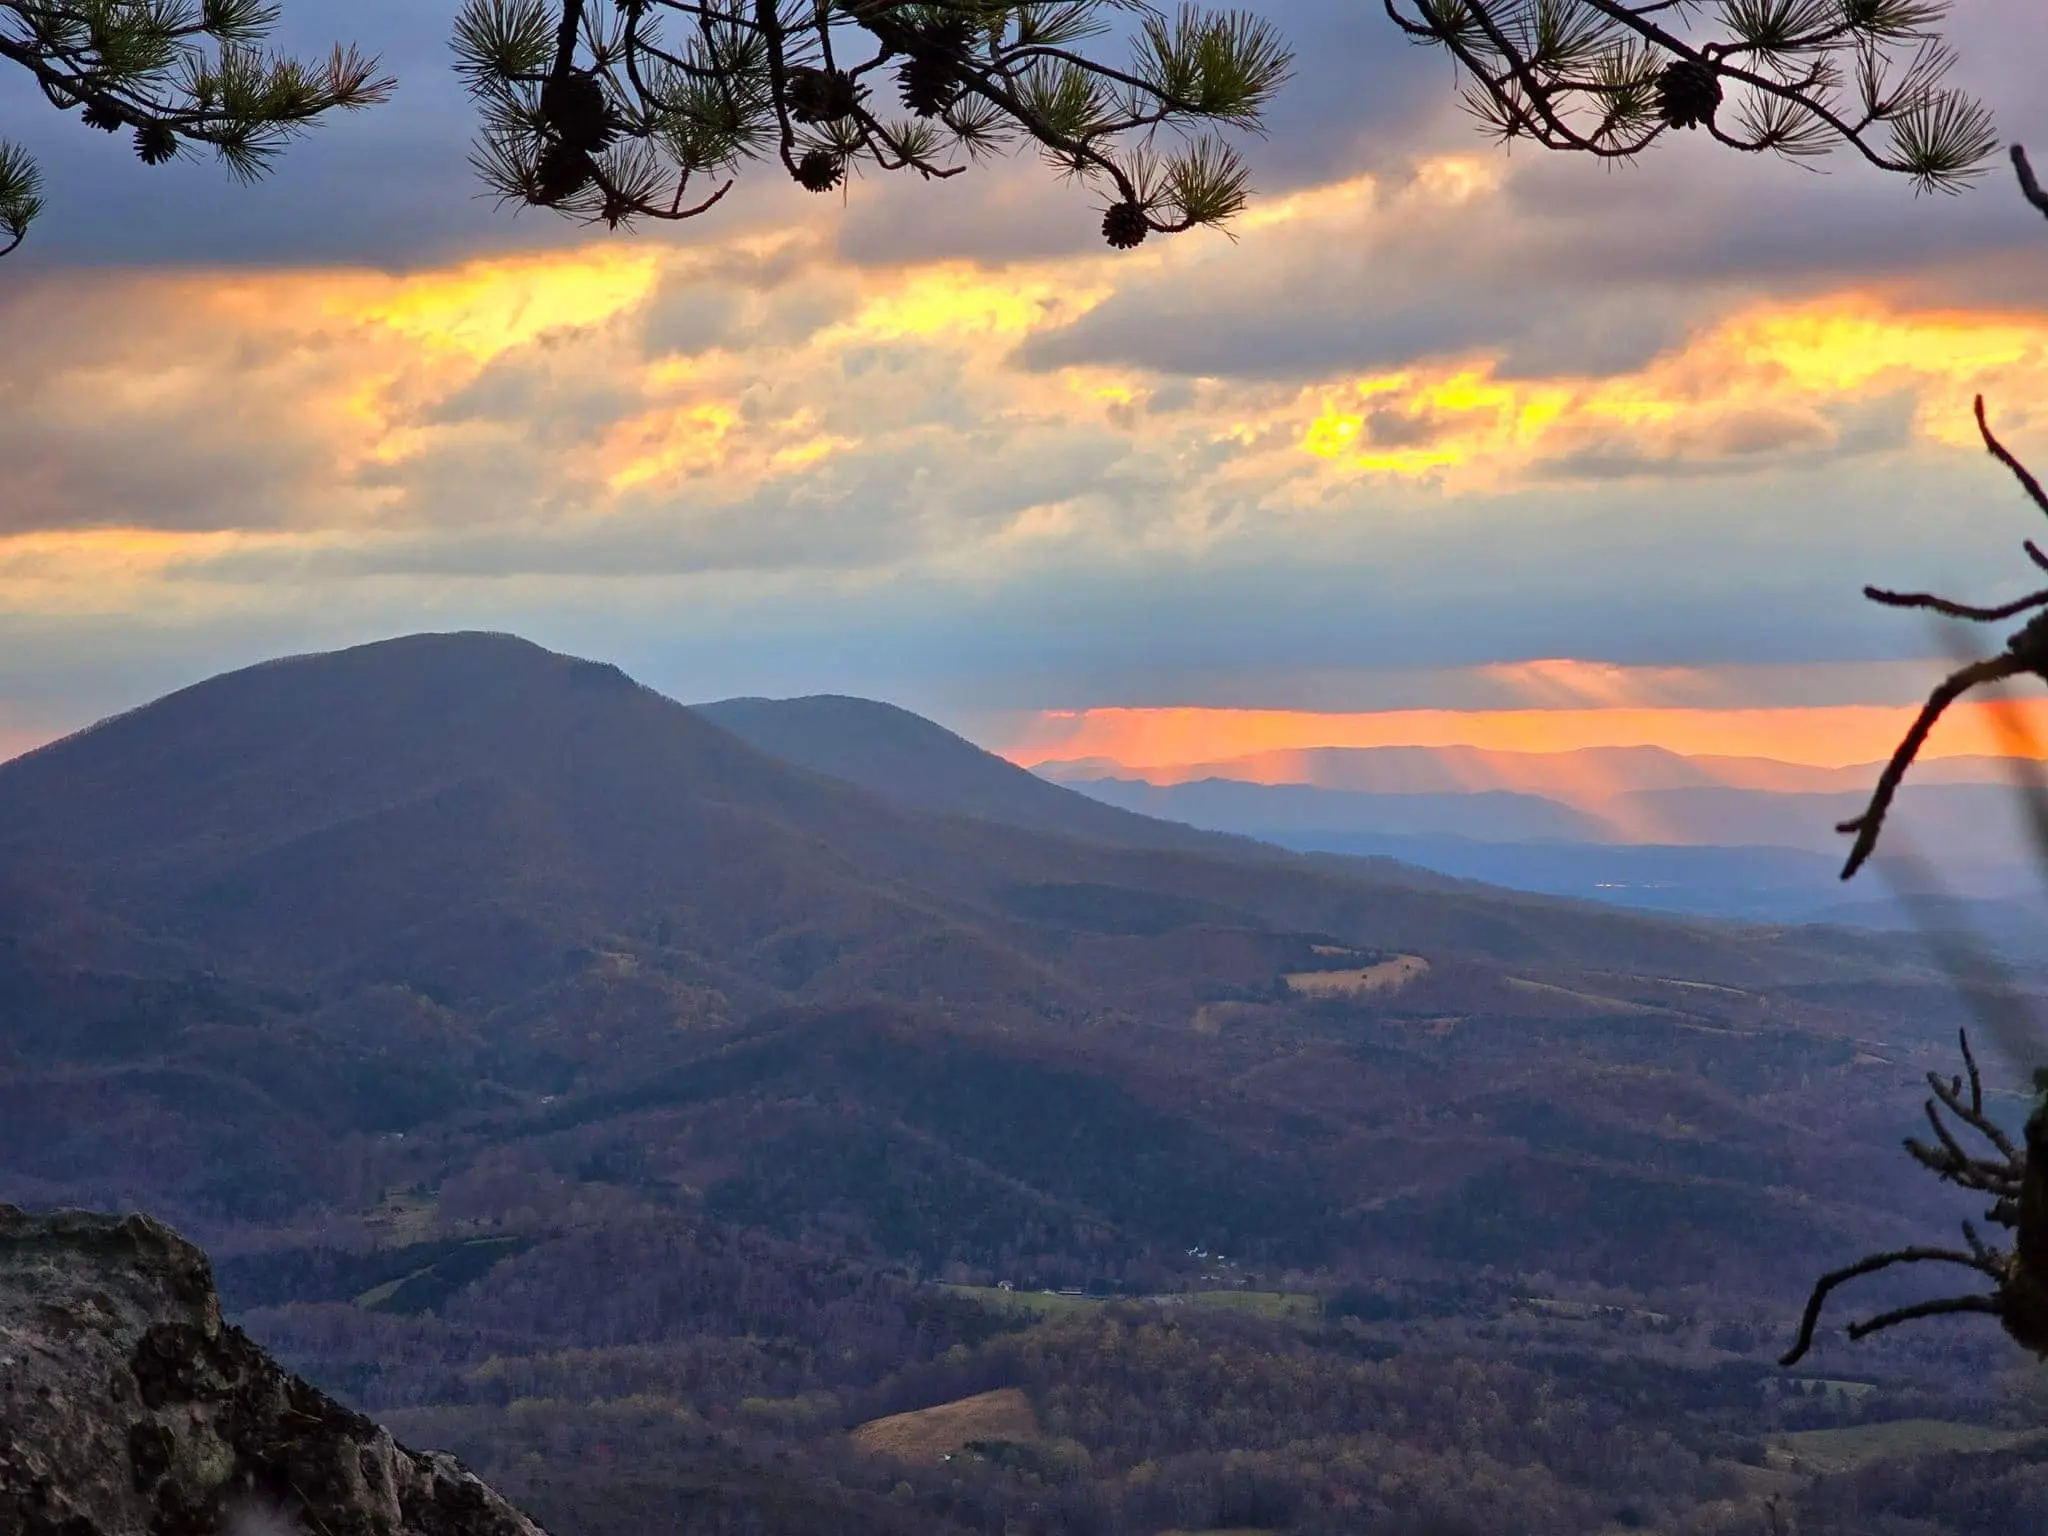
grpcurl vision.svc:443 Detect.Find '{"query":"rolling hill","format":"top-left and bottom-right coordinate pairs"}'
top-left (1033, 742), bottom-right (2018, 802)
top-left (2, 633), bottom-right (2032, 1536)
top-left (695, 693), bottom-right (1266, 857)
top-left (1056, 775), bottom-right (1609, 843)
top-left (0, 634), bottom-right (1900, 1010)
top-left (0, 632), bottom-right (1992, 1310)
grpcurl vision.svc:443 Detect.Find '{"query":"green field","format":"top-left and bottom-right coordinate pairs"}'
top-left (945, 1286), bottom-right (1321, 1324)
top-left (944, 1286), bottom-right (1102, 1319)
top-left (1770, 1419), bottom-right (2043, 1474)
top-left (1167, 1290), bottom-right (1322, 1323)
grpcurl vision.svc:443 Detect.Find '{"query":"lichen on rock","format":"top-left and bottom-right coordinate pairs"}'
top-left (0, 1206), bottom-right (547, 1536)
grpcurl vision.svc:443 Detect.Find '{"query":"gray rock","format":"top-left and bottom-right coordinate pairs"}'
top-left (0, 1206), bottom-right (547, 1536)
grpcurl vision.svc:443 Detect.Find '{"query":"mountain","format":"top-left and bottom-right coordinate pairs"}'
top-left (0, 633), bottom-right (1892, 1011)
top-left (1057, 775), bottom-right (1609, 843)
top-left (694, 693), bottom-right (1262, 856)
top-left (1607, 782), bottom-right (2036, 865)
top-left (3, 635), bottom-right (2033, 1533)
top-left (1034, 742), bottom-right (2016, 802)
top-left (1051, 778), bottom-right (2047, 929)
top-left (1045, 748), bottom-right (2042, 917)
top-left (1041, 747), bottom-right (2032, 858)
top-left (1274, 831), bottom-right (1849, 918)
top-left (0, 631), bottom-right (1943, 1223)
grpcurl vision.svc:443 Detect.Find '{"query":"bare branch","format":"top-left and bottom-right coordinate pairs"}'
top-left (1863, 584), bottom-right (2048, 623)
top-left (1780, 1244), bottom-right (2002, 1366)
top-left (1837, 652), bottom-right (2030, 879)
top-left (1845, 1292), bottom-right (2005, 1341)
top-left (2015, 144), bottom-right (2048, 220)
top-left (1978, 394), bottom-right (2048, 521)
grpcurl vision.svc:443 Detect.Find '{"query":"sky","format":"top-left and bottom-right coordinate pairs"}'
top-left (6, 1), bottom-right (2048, 771)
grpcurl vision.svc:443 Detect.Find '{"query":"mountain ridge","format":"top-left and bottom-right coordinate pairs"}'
top-left (1033, 741), bottom-right (2019, 802)
top-left (0, 630), bottom-right (1935, 1233)
top-left (0, 633), bottom-right (1885, 1002)
top-left (695, 692), bottom-right (1267, 858)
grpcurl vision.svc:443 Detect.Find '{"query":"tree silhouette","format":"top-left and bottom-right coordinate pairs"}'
top-left (2, 1), bottom-right (2005, 256)
top-left (449, 0), bottom-right (1292, 246)
top-left (0, 1), bottom-right (392, 257)
top-left (1384, 0), bottom-right (1997, 190)
top-left (1781, 397), bottom-right (2048, 1365)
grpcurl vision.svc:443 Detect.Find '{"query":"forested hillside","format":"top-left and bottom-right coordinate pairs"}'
top-left (2, 634), bottom-right (2041, 1533)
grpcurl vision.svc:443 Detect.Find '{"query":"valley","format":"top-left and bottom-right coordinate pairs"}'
top-left (4, 634), bottom-right (2046, 1534)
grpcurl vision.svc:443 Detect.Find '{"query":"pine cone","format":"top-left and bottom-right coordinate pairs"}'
top-left (897, 55), bottom-right (962, 118)
top-left (786, 67), bottom-right (861, 124)
top-left (540, 72), bottom-right (618, 156)
top-left (839, 0), bottom-right (914, 48)
top-left (133, 123), bottom-right (177, 166)
top-left (1101, 200), bottom-right (1150, 250)
top-left (81, 101), bottom-right (125, 133)
top-left (533, 142), bottom-right (595, 204)
top-left (1655, 60), bottom-right (1721, 131)
top-left (795, 148), bottom-right (845, 193)
top-left (897, 17), bottom-right (973, 117)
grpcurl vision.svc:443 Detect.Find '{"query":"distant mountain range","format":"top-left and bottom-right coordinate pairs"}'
top-left (1028, 744), bottom-right (2047, 934)
top-left (1034, 743), bottom-right (2020, 800)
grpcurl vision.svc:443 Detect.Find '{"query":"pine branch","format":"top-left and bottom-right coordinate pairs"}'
top-left (0, 0), bottom-right (393, 255)
top-left (1382, 0), bottom-right (1995, 187)
top-left (450, 0), bottom-right (1291, 245)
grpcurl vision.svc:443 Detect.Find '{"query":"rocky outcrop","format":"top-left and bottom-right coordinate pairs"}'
top-left (0, 1206), bottom-right (546, 1536)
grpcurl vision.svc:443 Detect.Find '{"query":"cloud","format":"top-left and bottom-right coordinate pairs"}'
top-left (8, 7), bottom-right (2048, 744)
top-left (5, 209), bottom-right (2048, 620)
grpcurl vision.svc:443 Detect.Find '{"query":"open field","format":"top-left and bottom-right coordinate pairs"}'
top-left (851, 1388), bottom-right (1040, 1463)
top-left (1284, 955), bottom-right (1429, 998)
top-left (945, 1286), bottom-right (1322, 1324)
top-left (1163, 1290), bottom-right (1323, 1323)
top-left (1769, 1419), bottom-right (2044, 1475)
top-left (1503, 976), bottom-right (1663, 1015)
top-left (943, 1286), bottom-right (1104, 1319)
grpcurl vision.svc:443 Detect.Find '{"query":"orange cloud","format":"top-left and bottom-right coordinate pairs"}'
top-left (1291, 294), bottom-right (2048, 490)
top-left (10, 162), bottom-right (2048, 625)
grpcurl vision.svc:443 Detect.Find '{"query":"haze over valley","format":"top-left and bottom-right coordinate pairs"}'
top-left (1032, 739), bottom-right (2048, 933)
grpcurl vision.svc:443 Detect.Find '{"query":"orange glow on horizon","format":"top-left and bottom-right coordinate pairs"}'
top-left (996, 701), bottom-right (2048, 776)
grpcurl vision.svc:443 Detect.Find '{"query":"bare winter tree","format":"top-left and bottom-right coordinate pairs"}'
top-left (1779, 396), bottom-right (2048, 1363)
